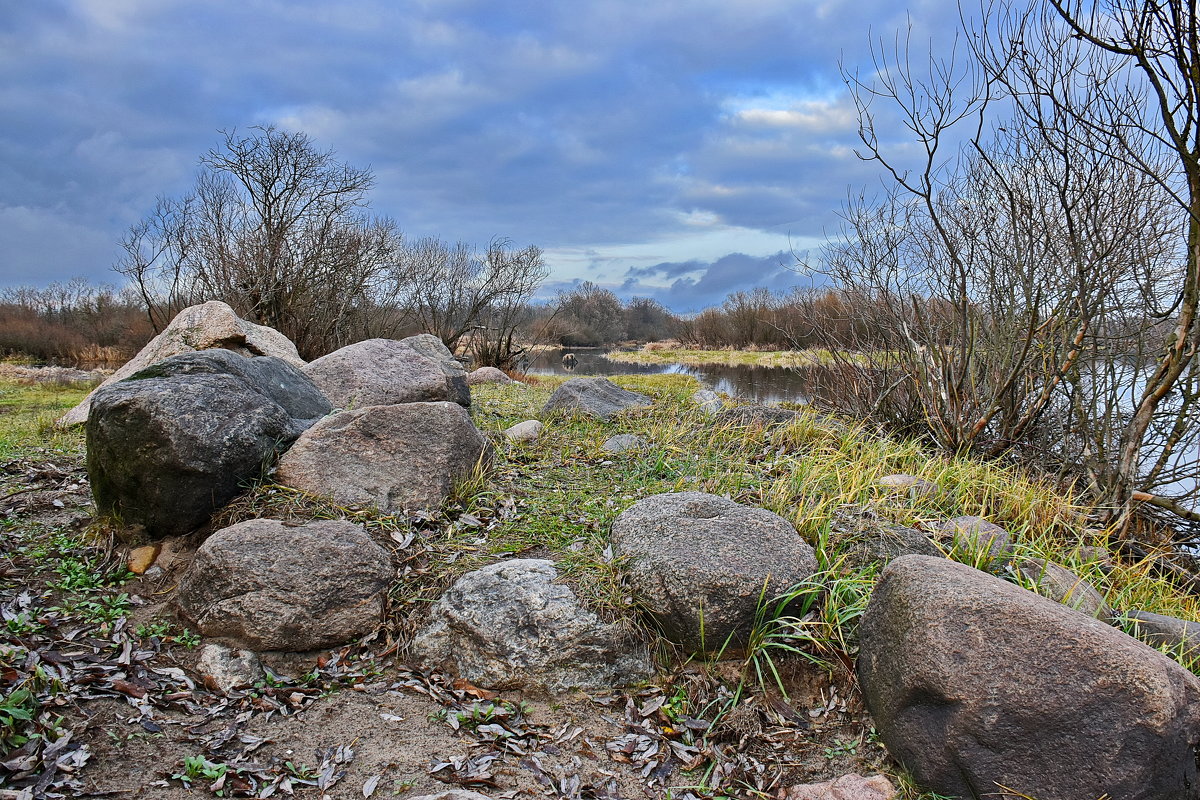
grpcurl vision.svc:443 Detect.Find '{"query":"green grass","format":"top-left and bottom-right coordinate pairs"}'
top-left (0, 380), bottom-right (90, 461)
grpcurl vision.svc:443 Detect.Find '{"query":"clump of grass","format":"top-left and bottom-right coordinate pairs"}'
top-left (605, 347), bottom-right (864, 369)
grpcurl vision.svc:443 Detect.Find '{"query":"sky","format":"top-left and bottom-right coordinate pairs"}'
top-left (0, 0), bottom-right (962, 313)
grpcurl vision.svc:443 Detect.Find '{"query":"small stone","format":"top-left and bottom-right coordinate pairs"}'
top-left (692, 389), bottom-right (724, 415)
top-left (1018, 558), bottom-right (1114, 623)
top-left (602, 433), bottom-right (648, 453)
top-left (467, 366), bottom-right (514, 385)
top-left (504, 420), bottom-right (544, 442)
top-left (785, 774), bottom-right (897, 800)
top-left (128, 544), bottom-right (162, 575)
top-left (935, 516), bottom-right (1014, 570)
top-left (1126, 609), bottom-right (1200, 660)
top-left (196, 643), bottom-right (264, 694)
top-left (876, 474), bottom-right (938, 498)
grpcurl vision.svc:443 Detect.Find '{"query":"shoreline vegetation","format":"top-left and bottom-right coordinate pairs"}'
top-left (4, 368), bottom-right (1200, 796)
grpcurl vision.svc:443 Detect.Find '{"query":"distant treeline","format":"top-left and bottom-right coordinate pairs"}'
top-left (0, 276), bottom-right (897, 366)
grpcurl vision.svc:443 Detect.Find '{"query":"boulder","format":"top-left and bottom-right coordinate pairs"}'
top-left (196, 643), bottom-right (264, 694)
top-left (176, 519), bottom-right (392, 651)
top-left (86, 350), bottom-right (331, 539)
top-left (60, 301), bottom-right (304, 426)
top-left (542, 377), bottom-right (652, 420)
top-left (504, 420), bottom-right (544, 443)
top-left (858, 555), bottom-right (1200, 800)
top-left (692, 389), bottom-right (724, 416)
top-left (467, 366), bottom-right (514, 385)
top-left (714, 405), bottom-right (800, 428)
top-left (934, 515), bottom-right (1014, 569)
top-left (301, 336), bottom-right (469, 409)
top-left (602, 433), bottom-right (648, 453)
top-left (1017, 558), bottom-right (1114, 623)
top-left (411, 559), bottom-right (652, 692)
top-left (1127, 609), bottom-right (1200, 660)
top-left (276, 402), bottom-right (492, 513)
top-left (611, 492), bottom-right (818, 653)
top-left (827, 506), bottom-right (943, 570)
top-left (785, 774), bottom-right (896, 800)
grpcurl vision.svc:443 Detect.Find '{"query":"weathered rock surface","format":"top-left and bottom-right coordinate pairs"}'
top-left (1018, 558), bottom-right (1113, 622)
top-left (1127, 609), bottom-right (1200, 660)
top-left (542, 377), bottom-right (652, 420)
top-left (411, 559), bottom-right (652, 692)
top-left (504, 420), bottom-right (544, 443)
top-left (276, 402), bottom-right (492, 513)
top-left (196, 643), bottom-right (264, 694)
top-left (602, 433), bottom-right (648, 453)
top-left (692, 389), bottom-right (724, 415)
top-left (714, 405), bottom-right (800, 428)
top-left (785, 774), bottom-right (896, 800)
top-left (87, 350), bottom-right (331, 539)
top-left (611, 492), bottom-right (818, 653)
top-left (858, 555), bottom-right (1200, 800)
top-left (301, 336), bottom-right (469, 409)
top-left (61, 300), bottom-right (303, 426)
top-left (934, 515), bottom-right (1014, 569)
top-left (467, 366), bottom-right (514, 385)
top-left (177, 519), bottom-right (392, 651)
top-left (828, 506), bottom-right (943, 570)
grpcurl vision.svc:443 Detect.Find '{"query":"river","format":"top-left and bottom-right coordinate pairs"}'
top-left (518, 347), bottom-right (811, 405)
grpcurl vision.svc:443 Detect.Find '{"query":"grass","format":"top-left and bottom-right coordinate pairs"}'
top-left (605, 346), bottom-right (851, 368)
top-left (605, 346), bottom-right (886, 369)
top-left (4, 369), bottom-right (1200, 798)
top-left (0, 379), bottom-right (91, 461)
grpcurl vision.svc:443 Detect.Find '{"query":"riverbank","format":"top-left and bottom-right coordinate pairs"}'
top-left (605, 346), bottom-right (864, 368)
top-left (3, 372), bottom-right (1200, 797)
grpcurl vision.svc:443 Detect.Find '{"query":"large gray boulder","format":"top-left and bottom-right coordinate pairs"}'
top-left (301, 335), bottom-right (469, 409)
top-left (858, 555), bottom-right (1200, 800)
top-left (411, 559), bottom-right (652, 692)
top-left (86, 350), bottom-right (331, 539)
top-left (276, 402), bottom-right (492, 513)
top-left (60, 301), bottom-right (305, 426)
top-left (611, 492), bottom-right (818, 653)
top-left (542, 377), bottom-right (652, 420)
top-left (177, 519), bottom-right (392, 651)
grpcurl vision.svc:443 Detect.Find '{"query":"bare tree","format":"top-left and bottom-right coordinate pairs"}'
top-left (116, 126), bottom-right (402, 358)
top-left (976, 0), bottom-right (1200, 527)
top-left (823, 2), bottom-right (1200, 533)
top-left (392, 237), bottom-right (548, 356)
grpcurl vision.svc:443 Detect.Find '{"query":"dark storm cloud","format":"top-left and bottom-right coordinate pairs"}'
top-left (0, 0), bottom-right (964, 292)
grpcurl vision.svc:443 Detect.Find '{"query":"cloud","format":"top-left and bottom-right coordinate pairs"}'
top-left (0, 0), bottom-right (966, 297)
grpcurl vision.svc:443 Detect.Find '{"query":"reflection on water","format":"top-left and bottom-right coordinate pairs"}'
top-left (519, 348), bottom-right (812, 405)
